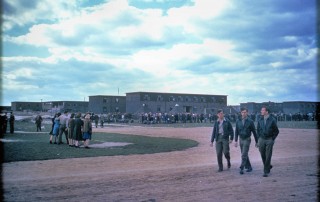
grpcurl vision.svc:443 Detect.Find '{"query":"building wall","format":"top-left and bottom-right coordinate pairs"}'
top-left (12, 101), bottom-right (88, 113)
top-left (241, 101), bottom-right (319, 114)
top-left (89, 95), bottom-right (126, 114)
top-left (11, 102), bottom-right (42, 111)
top-left (126, 92), bottom-right (227, 114)
top-left (60, 101), bottom-right (89, 113)
top-left (282, 101), bottom-right (318, 114)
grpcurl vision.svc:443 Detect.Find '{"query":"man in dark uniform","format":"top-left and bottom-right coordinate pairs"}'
top-left (9, 112), bottom-right (15, 134)
top-left (210, 109), bottom-right (234, 172)
top-left (257, 106), bottom-right (279, 177)
top-left (234, 107), bottom-right (258, 174)
top-left (35, 114), bottom-right (43, 132)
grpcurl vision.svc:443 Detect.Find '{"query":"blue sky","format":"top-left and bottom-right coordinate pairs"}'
top-left (2, 0), bottom-right (318, 106)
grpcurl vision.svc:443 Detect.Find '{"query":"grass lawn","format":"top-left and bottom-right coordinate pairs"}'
top-left (2, 131), bottom-right (198, 162)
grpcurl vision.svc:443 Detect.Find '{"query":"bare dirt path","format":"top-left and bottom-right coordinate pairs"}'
top-left (2, 127), bottom-right (319, 201)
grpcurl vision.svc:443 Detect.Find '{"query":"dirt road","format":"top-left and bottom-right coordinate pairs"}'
top-left (2, 127), bottom-right (319, 201)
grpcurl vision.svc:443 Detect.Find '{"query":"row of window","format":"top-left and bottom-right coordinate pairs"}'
top-left (103, 98), bottom-right (120, 103)
top-left (143, 95), bottom-right (225, 103)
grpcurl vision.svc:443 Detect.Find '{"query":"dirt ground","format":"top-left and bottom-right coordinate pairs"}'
top-left (2, 126), bottom-right (319, 202)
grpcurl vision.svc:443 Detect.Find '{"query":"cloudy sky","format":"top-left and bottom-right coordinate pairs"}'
top-left (2, 0), bottom-right (318, 106)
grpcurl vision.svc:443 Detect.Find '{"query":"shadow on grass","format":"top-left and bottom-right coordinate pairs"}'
top-left (2, 132), bottom-right (199, 162)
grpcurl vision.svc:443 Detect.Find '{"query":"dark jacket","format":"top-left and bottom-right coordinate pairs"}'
top-left (235, 118), bottom-right (258, 143)
top-left (257, 116), bottom-right (279, 140)
top-left (211, 118), bottom-right (234, 143)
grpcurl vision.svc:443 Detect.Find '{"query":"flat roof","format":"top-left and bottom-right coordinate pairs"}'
top-left (126, 91), bottom-right (228, 96)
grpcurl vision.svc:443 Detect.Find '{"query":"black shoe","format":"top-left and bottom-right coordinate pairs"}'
top-left (50, 141), bottom-right (52, 144)
top-left (227, 161), bottom-right (231, 168)
top-left (240, 170), bottom-right (244, 175)
top-left (263, 173), bottom-right (268, 177)
top-left (54, 142), bottom-right (57, 144)
top-left (246, 168), bottom-right (252, 172)
top-left (218, 168), bottom-right (223, 172)
top-left (85, 146), bottom-right (90, 149)
top-left (270, 165), bottom-right (273, 170)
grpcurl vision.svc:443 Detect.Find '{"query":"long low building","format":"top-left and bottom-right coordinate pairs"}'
top-left (125, 92), bottom-right (227, 114)
top-left (11, 101), bottom-right (89, 113)
top-left (240, 101), bottom-right (319, 114)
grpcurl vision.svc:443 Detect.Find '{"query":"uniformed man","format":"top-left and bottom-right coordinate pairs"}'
top-left (9, 112), bottom-right (15, 134)
top-left (210, 109), bottom-right (234, 172)
top-left (257, 106), bottom-right (279, 177)
top-left (234, 107), bottom-right (258, 174)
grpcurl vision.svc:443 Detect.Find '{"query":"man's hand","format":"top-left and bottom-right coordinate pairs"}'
top-left (234, 141), bottom-right (238, 147)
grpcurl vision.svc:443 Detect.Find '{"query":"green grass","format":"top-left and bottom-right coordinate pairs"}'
top-left (2, 132), bottom-right (198, 162)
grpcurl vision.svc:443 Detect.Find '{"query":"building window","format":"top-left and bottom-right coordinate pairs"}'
top-left (212, 97), bottom-right (216, 103)
top-left (157, 106), bottom-right (161, 112)
top-left (193, 107), bottom-right (197, 112)
top-left (194, 97), bottom-right (198, 102)
top-left (169, 96), bottom-right (175, 102)
top-left (116, 98), bottom-right (119, 103)
top-left (178, 96), bottom-right (183, 102)
top-left (185, 96), bottom-right (191, 102)
top-left (115, 107), bottom-right (119, 112)
top-left (200, 97), bottom-right (206, 102)
top-left (157, 95), bottom-right (163, 101)
top-left (103, 98), bottom-right (109, 103)
top-left (144, 94), bottom-right (150, 101)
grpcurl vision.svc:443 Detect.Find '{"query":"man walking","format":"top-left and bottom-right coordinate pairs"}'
top-left (210, 109), bottom-right (234, 172)
top-left (257, 106), bottom-right (279, 177)
top-left (234, 107), bottom-right (258, 174)
top-left (35, 114), bottom-right (43, 132)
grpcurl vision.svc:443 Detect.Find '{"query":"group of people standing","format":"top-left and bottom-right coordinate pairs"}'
top-left (49, 111), bottom-right (92, 149)
top-left (210, 106), bottom-right (279, 177)
top-left (0, 112), bottom-right (15, 135)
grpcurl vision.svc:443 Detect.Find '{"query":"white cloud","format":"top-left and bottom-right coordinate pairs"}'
top-left (3, 0), bottom-right (79, 31)
top-left (2, 0), bottom-right (318, 106)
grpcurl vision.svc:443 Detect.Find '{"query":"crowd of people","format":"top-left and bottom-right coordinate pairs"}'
top-left (48, 111), bottom-right (92, 148)
top-left (136, 111), bottom-right (318, 125)
top-left (59, 111), bottom-right (318, 128)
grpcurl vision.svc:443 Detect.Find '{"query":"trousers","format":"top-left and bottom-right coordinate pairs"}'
top-left (58, 124), bottom-right (68, 143)
top-left (258, 137), bottom-right (274, 174)
top-left (239, 137), bottom-right (251, 170)
top-left (215, 134), bottom-right (230, 170)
